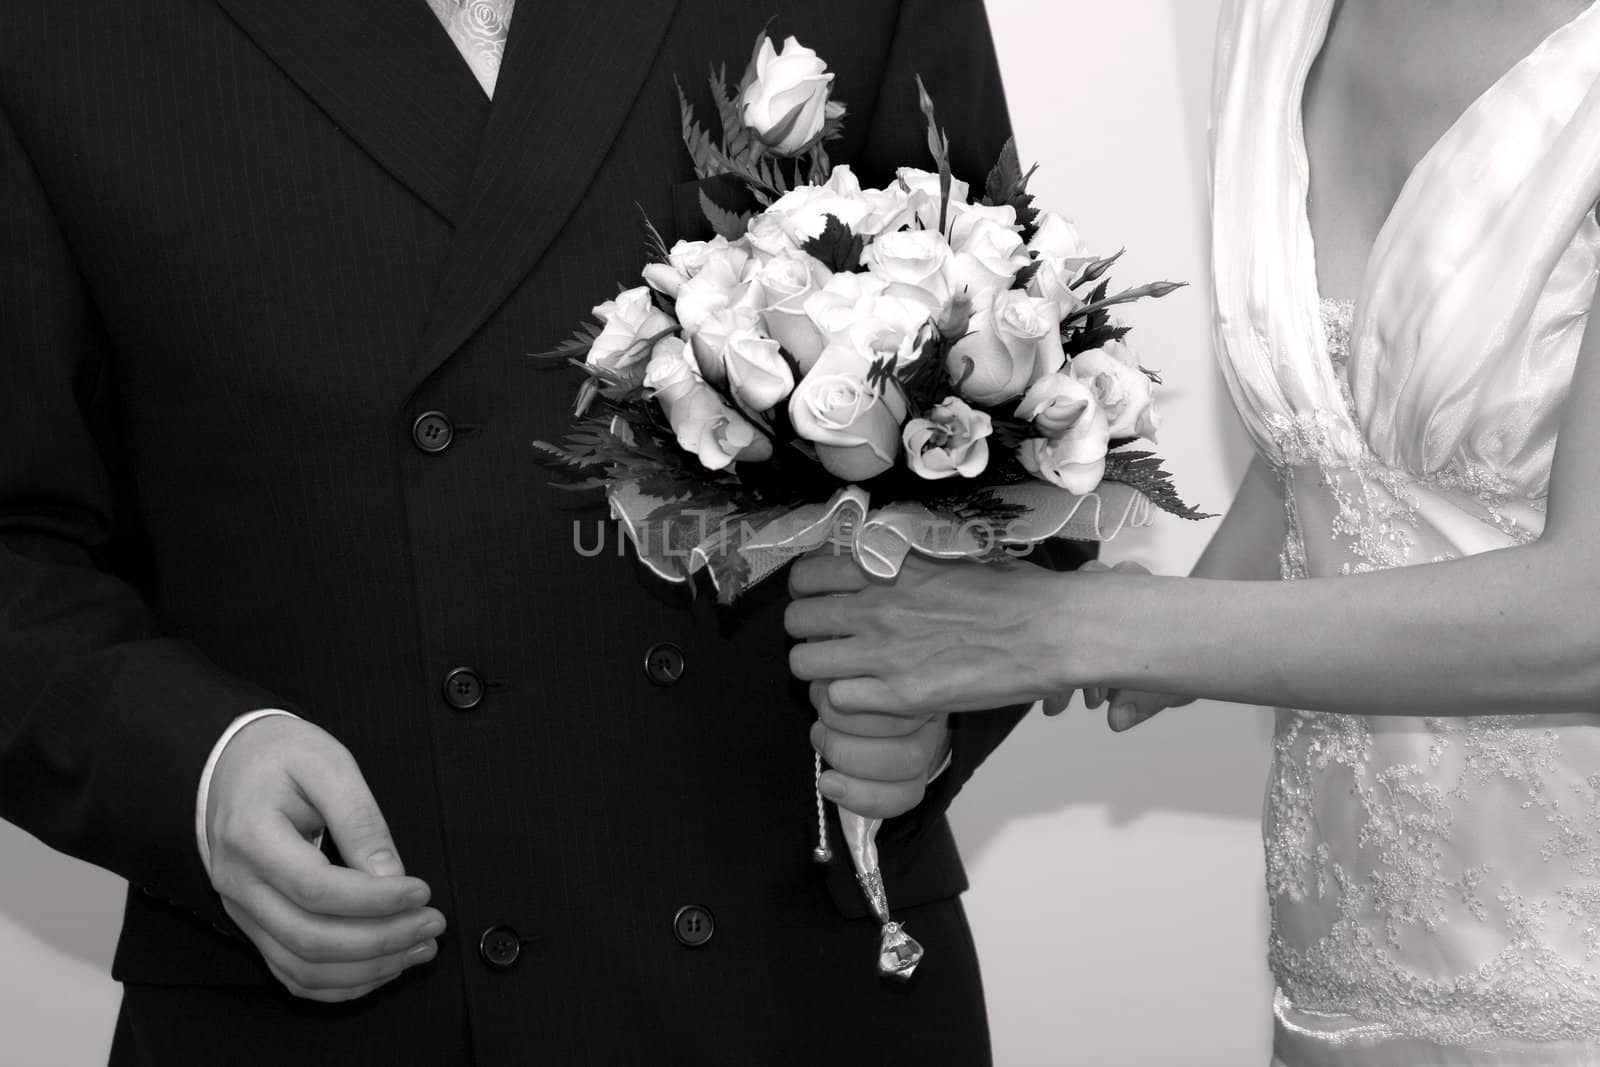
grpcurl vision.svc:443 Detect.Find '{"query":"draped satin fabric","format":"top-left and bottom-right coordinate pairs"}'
top-left (1212, 2), bottom-right (1600, 1063)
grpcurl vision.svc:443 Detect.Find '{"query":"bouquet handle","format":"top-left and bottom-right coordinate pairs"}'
top-left (814, 753), bottom-right (924, 981)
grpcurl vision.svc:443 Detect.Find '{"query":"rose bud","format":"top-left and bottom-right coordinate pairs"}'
top-left (723, 325), bottom-right (795, 414)
top-left (644, 337), bottom-right (771, 469)
top-left (741, 36), bottom-right (834, 157)
top-left (756, 251), bottom-right (833, 372)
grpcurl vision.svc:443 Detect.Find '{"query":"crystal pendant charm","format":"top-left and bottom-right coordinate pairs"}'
top-left (877, 922), bottom-right (924, 981)
top-left (857, 867), bottom-right (923, 980)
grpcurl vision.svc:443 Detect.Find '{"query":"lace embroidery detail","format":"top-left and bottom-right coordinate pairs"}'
top-left (1264, 301), bottom-right (1600, 1045)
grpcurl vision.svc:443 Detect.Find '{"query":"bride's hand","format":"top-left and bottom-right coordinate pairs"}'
top-left (1069, 560), bottom-right (1196, 730)
top-left (1084, 686), bottom-right (1195, 731)
top-left (786, 551), bottom-right (1070, 716)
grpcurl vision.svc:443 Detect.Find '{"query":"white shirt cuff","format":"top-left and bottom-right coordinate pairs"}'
top-left (195, 708), bottom-right (299, 877)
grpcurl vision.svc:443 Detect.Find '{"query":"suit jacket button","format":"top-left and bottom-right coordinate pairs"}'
top-left (673, 905), bottom-right (715, 947)
top-left (443, 667), bottom-right (484, 710)
top-left (644, 643), bottom-right (685, 686)
top-left (478, 925), bottom-right (522, 970)
top-left (411, 411), bottom-right (454, 454)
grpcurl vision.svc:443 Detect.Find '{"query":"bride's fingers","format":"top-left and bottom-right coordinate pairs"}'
top-left (789, 637), bottom-right (872, 682)
top-left (827, 677), bottom-right (916, 716)
top-left (1107, 689), bottom-right (1185, 732)
top-left (784, 596), bottom-right (852, 640)
top-left (1042, 692), bottom-right (1074, 716)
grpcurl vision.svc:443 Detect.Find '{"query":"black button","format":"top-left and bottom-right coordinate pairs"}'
top-left (443, 667), bottom-right (484, 710)
top-left (644, 643), bottom-right (686, 686)
top-left (412, 411), bottom-right (454, 454)
top-left (673, 905), bottom-right (715, 948)
top-left (478, 925), bottom-right (522, 970)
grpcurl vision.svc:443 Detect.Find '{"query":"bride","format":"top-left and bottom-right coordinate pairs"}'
top-left (786, 0), bottom-right (1600, 1062)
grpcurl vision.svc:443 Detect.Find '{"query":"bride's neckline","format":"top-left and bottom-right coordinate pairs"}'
top-left (1293, 1), bottom-right (1600, 312)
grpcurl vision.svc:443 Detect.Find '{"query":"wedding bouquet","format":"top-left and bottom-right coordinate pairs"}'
top-left (536, 29), bottom-right (1203, 979)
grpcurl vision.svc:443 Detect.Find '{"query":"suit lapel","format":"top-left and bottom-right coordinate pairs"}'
top-left (214, 0), bottom-right (490, 223)
top-left (406, 0), bottom-right (681, 389)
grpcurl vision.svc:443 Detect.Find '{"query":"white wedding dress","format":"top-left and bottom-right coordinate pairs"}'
top-left (1212, 2), bottom-right (1600, 1063)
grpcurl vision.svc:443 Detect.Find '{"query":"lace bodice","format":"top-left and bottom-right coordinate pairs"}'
top-left (1210, 2), bottom-right (1600, 1060)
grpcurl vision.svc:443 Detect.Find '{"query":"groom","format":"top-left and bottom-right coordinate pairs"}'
top-left (0, 0), bottom-right (1089, 1062)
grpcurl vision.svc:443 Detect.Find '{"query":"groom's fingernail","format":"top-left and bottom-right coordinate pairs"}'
top-left (367, 850), bottom-right (403, 878)
top-left (1110, 704), bottom-right (1137, 731)
top-left (819, 774), bottom-right (847, 801)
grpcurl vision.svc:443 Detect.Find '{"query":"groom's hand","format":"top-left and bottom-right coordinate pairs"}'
top-left (809, 682), bottom-right (949, 820)
top-left (206, 715), bottom-right (445, 1003)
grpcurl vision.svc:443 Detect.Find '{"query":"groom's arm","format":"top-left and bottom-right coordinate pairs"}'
top-left (0, 97), bottom-right (280, 933)
top-left (851, 0), bottom-right (1014, 193)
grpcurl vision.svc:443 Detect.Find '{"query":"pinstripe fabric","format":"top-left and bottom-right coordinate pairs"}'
top-left (0, 2), bottom-right (1088, 1063)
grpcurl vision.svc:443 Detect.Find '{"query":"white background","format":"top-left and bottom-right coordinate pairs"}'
top-left (0, 1), bottom-right (1274, 1063)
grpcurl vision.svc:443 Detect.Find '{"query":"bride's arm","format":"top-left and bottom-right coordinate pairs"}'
top-left (1187, 453), bottom-right (1288, 583)
top-left (788, 297), bottom-right (1600, 721)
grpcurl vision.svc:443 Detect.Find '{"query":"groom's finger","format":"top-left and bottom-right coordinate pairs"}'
top-left (817, 770), bottom-right (926, 821)
top-left (789, 554), bottom-right (870, 597)
top-left (236, 878), bottom-right (442, 964)
top-left (248, 817), bottom-right (429, 919)
top-left (812, 682), bottom-right (925, 737)
top-left (811, 722), bottom-right (936, 783)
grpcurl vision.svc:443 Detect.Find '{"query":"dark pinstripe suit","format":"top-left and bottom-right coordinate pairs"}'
top-left (0, 1), bottom-right (1089, 1062)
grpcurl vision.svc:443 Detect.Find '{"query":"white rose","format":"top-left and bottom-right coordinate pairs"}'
top-left (837, 291), bottom-right (933, 369)
top-left (766, 165), bottom-right (869, 245)
top-left (723, 325), bottom-right (795, 413)
top-left (1028, 255), bottom-right (1086, 314)
top-left (787, 343), bottom-right (909, 481)
top-left (857, 184), bottom-right (925, 238)
top-left (944, 218), bottom-right (1031, 303)
top-left (947, 202), bottom-right (1019, 251)
top-left (587, 287), bottom-right (677, 385)
top-left (1029, 211), bottom-right (1093, 260)
top-left (896, 167), bottom-right (971, 231)
top-left (644, 338), bottom-right (772, 470)
top-left (741, 36), bottom-right (834, 157)
top-left (642, 236), bottom-right (750, 299)
top-left (1017, 412), bottom-right (1110, 495)
top-left (674, 246), bottom-right (761, 331)
top-left (1071, 341), bottom-right (1158, 440)
top-left (796, 272), bottom-right (893, 359)
top-left (1016, 371), bottom-right (1098, 437)
top-left (686, 306), bottom-right (760, 384)
top-left (947, 289), bottom-right (1067, 406)
top-left (745, 211), bottom-right (801, 260)
top-left (756, 252), bottom-right (833, 372)
top-left (1015, 376), bottom-right (1110, 495)
top-left (862, 229), bottom-right (953, 312)
top-left (902, 397), bottom-right (992, 480)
